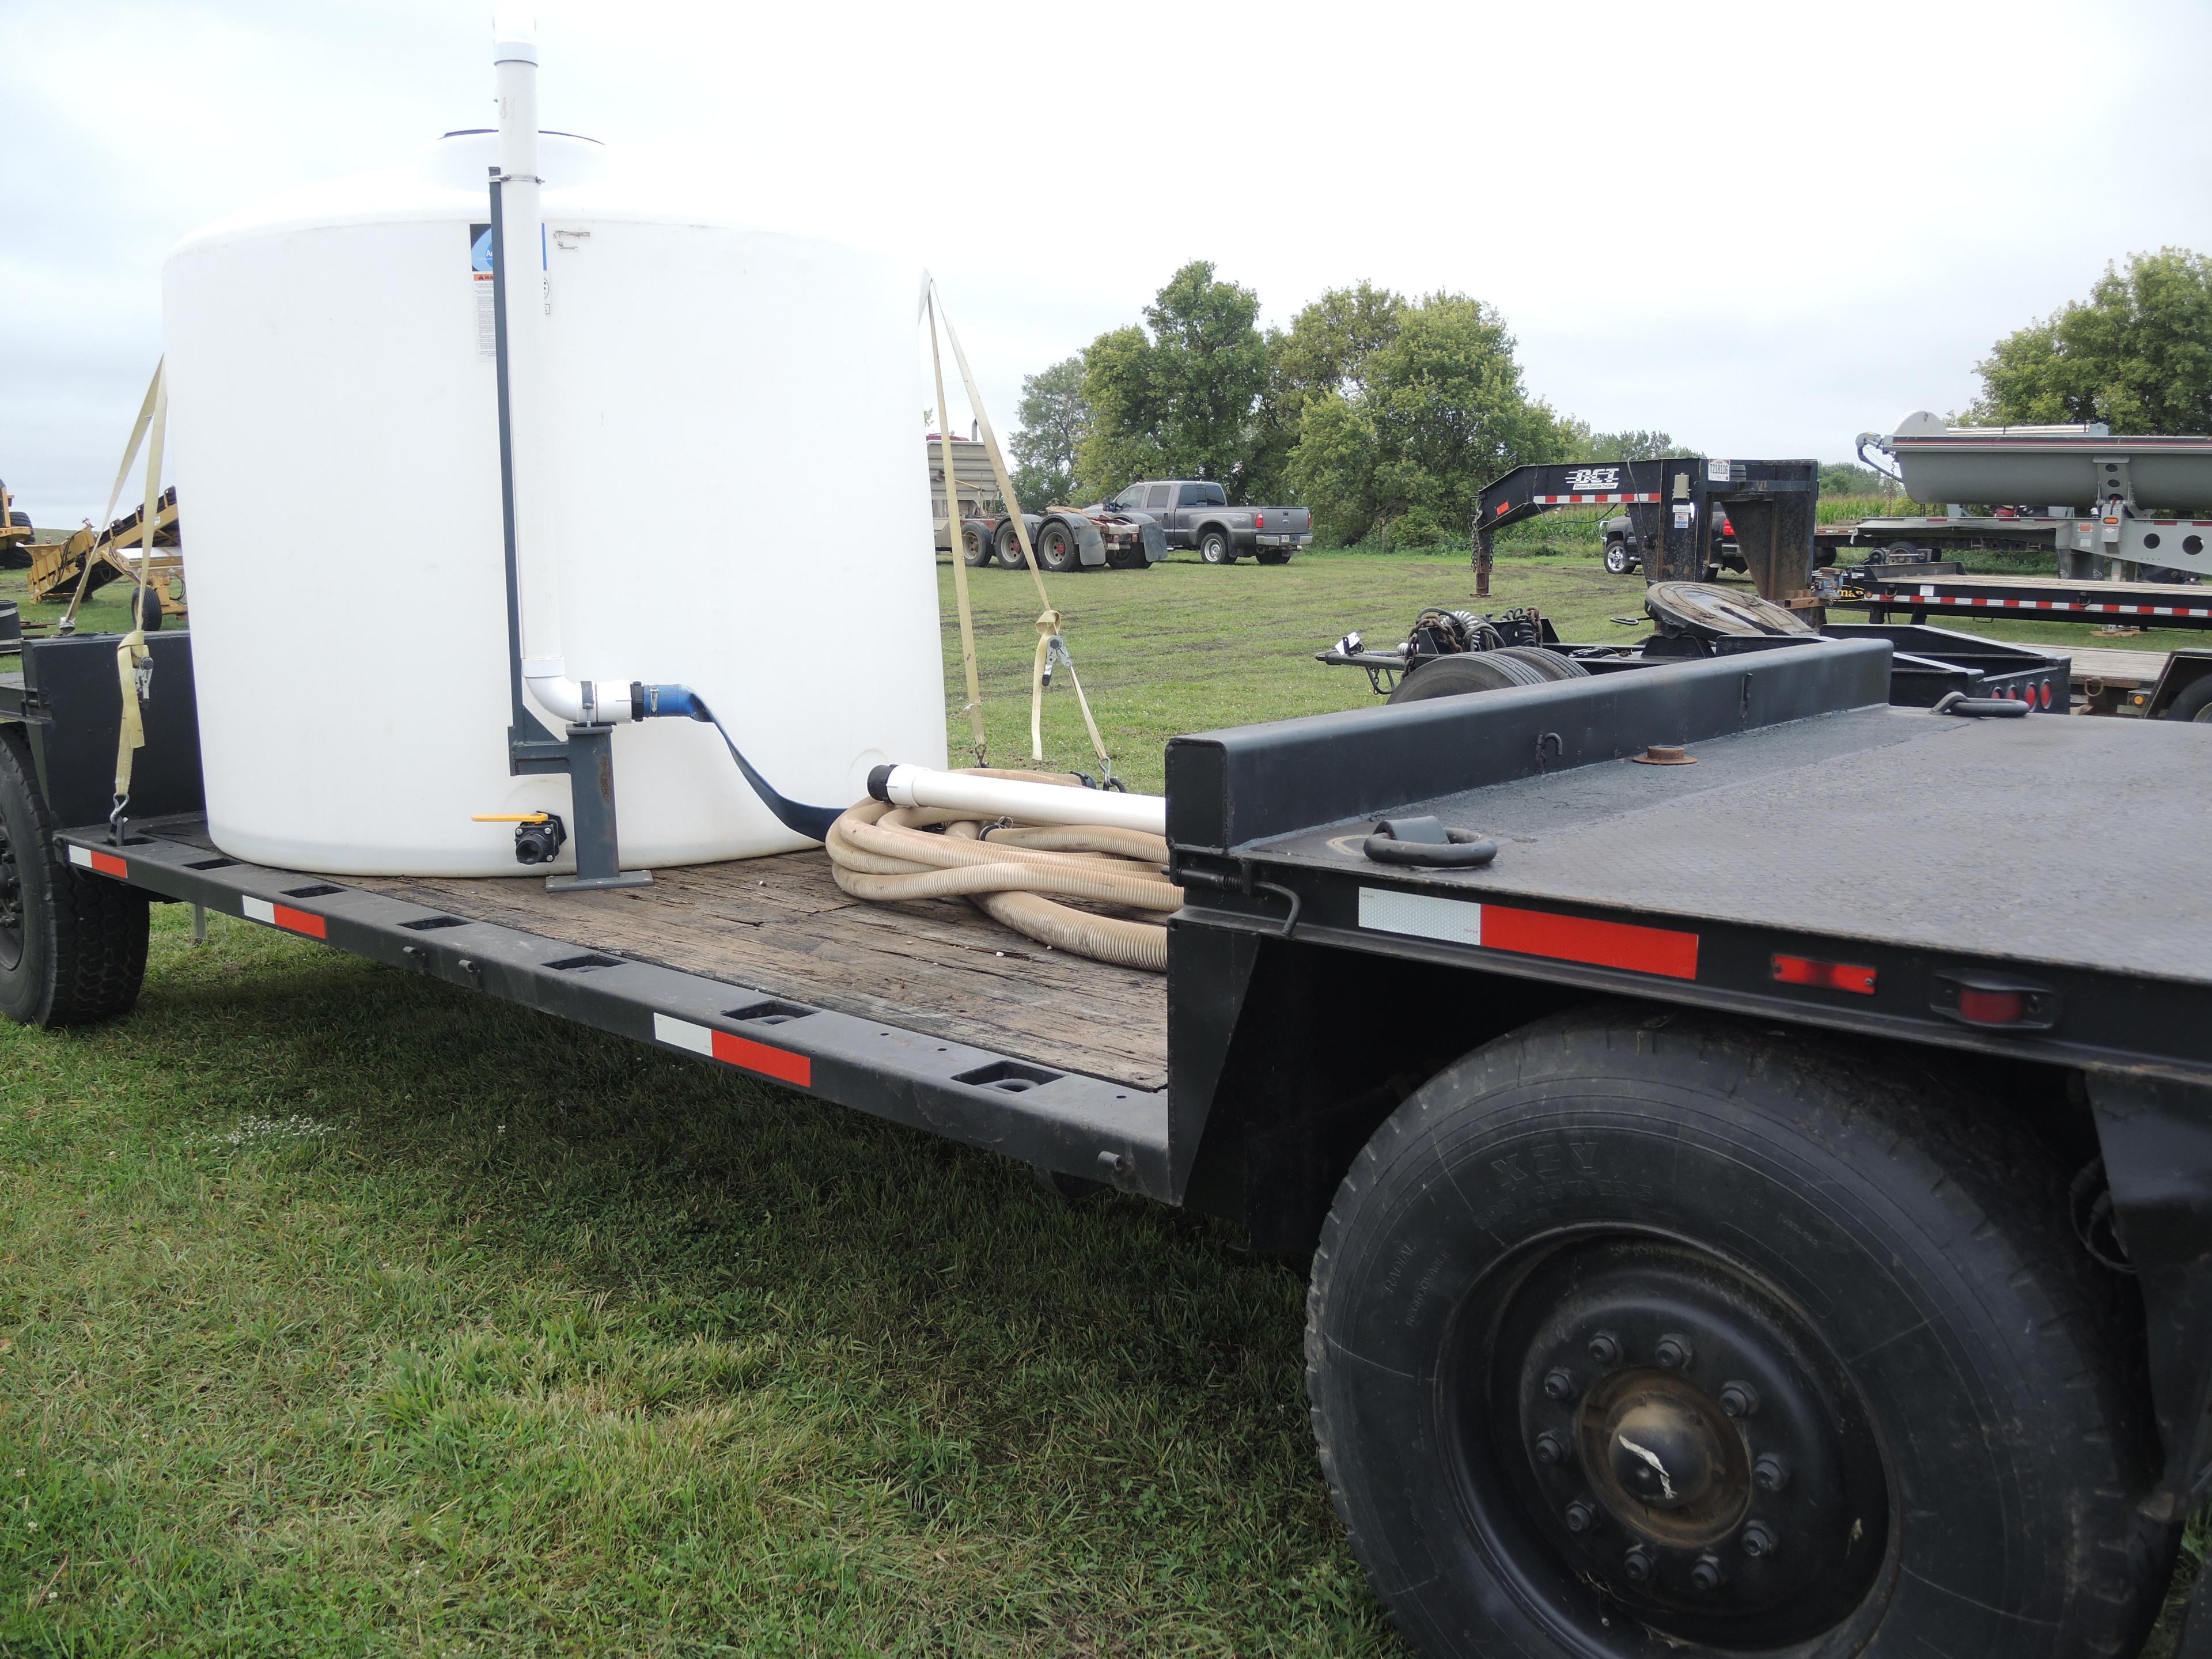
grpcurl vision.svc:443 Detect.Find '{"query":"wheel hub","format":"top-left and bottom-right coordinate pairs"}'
top-left (1473, 1240), bottom-right (1889, 1647)
top-left (1600, 1385), bottom-right (1732, 1516)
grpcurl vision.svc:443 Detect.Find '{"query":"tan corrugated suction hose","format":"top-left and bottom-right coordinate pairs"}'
top-left (825, 771), bottom-right (1180, 972)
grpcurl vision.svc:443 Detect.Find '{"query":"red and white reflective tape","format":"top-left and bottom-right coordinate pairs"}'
top-left (1529, 492), bottom-right (1662, 505)
top-left (240, 895), bottom-right (327, 939)
top-left (66, 844), bottom-right (128, 879)
top-left (1892, 591), bottom-right (2212, 619)
top-left (1358, 888), bottom-right (1698, 979)
top-left (653, 1012), bottom-right (811, 1087)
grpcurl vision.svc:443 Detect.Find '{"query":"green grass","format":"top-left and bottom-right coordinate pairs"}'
top-left (1, 909), bottom-right (1388, 1656)
top-left (0, 556), bottom-right (155, 639)
top-left (944, 547), bottom-right (2181, 791)
top-left (0, 543), bottom-right (2201, 1654)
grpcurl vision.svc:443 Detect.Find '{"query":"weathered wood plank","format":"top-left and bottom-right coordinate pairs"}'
top-left (349, 850), bottom-right (1169, 1090)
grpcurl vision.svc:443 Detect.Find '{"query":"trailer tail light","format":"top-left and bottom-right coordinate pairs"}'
top-left (1931, 972), bottom-right (2060, 1031)
top-left (1959, 987), bottom-right (2021, 1023)
top-left (1771, 953), bottom-right (1876, 995)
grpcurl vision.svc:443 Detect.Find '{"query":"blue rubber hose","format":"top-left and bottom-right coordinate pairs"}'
top-left (634, 683), bottom-right (844, 842)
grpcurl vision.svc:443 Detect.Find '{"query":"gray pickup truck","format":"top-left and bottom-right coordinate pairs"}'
top-left (1106, 479), bottom-right (1313, 565)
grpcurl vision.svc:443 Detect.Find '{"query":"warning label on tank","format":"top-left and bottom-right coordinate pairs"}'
top-left (470, 223), bottom-right (495, 360)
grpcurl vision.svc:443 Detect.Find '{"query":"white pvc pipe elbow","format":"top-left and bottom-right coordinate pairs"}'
top-left (524, 659), bottom-right (633, 726)
top-left (878, 765), bottom-right (1166, 836)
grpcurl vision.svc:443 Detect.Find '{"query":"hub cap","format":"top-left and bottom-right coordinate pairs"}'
top-left (1450, 1237), bottom-right (1891, 1649)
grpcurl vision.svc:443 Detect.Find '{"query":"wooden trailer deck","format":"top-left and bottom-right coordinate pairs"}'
top-left (163, 823), bottom-right (1172, 1092)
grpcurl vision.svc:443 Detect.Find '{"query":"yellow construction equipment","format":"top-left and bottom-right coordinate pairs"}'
top-left (0, 478), bottom-right (32, 570)
top-left (31, 485), bottom-right (185, 618)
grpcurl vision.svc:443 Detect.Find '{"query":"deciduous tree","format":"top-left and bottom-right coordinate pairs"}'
top-left (1078, 262), bottom-right (1274, 498)
top-left (1009, 356), bottom-right (1088, 509)
top-left (1972, 248), bottom-right (2212, 434)
top-left (1290, 291), bottom-right (1574, 547)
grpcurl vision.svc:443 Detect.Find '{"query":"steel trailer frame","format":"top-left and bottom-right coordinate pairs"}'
top-left (6, 626), bottom-right (2210, 1639)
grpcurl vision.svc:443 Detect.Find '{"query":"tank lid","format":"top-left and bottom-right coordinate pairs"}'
top-left (419, 128), bottom-right (607, 191)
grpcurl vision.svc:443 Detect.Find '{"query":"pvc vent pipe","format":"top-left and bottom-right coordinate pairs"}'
top-left (495, 16), bottom-right (635, 726)
top-left (870, 765), bottom-right (1166, 836)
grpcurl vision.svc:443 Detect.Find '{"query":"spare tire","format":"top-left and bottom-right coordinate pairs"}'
top-left (1490, 645), bottom-right (1588, 681)
top-left (1387, 652), bottom-right (1551, 704)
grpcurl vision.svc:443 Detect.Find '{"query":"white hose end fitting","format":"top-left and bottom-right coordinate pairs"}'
top-left (879, 764), bottom-right (923, 809)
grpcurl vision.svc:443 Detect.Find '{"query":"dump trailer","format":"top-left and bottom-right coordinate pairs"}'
top-left (926, 433), bottom-right (1003, 561)
top-left (2, 623), bottom-right (2209, 1659)
top-left (1849, 413), bottom-right (2212, 579)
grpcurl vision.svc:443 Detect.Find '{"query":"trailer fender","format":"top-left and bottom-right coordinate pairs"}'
top-left (1071, 517), bottom-right (1107, 567)
top-left (2085, 1071), bottom-right (2212, 1520)
top-left (2146, 651), bottom-right (2212, 721)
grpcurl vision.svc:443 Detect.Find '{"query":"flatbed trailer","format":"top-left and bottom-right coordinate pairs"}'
top-left (3, 629), bottom-right (2210, 1658)
top-left (1835, 567), bottom-right (2212, 632)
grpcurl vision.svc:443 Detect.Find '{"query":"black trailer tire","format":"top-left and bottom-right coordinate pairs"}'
top-left (1385, 652), bottom-right (1550, 703)
top-left (1305, 1007), bottom-right (2173, 1659)
top-left (1035, 521), bottom-right (1081, 574)
top-left (0, 726), bottom-right (149, 1028)
top-left (1603, 541), bottom-right (1635, 575)
top-left (2161, 676), bottom-right (2212, 723)
top-left (993, 522), bottom-right (1027, 570)
top-left (1199, 528), bottom-right (1237, 565)
top-left (1490, 645), bottom-right (1588, 681)
top-left (960, 524), bottom-right (993, 567)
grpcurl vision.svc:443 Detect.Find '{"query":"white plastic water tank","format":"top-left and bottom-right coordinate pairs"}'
top-left (163, 129), bottom-right (947, 876)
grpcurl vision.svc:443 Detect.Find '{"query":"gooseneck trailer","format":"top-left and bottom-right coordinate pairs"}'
top-left (4, 625), bottom-right (2208, 1659)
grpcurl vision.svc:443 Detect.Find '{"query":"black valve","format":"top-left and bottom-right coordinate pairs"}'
top-left (513, 812), bottom-right (568, 866)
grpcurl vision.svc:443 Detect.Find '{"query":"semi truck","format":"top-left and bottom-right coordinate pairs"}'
top-left (5, 615), bottom-right (2207, 1659)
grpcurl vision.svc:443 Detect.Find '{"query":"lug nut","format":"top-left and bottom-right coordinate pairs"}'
top-left (1718, 1381), bottom-right (1761, 1418)
top-left (1622, 1545), bottom-right (1654, 1584)
top-left (1564, 1501), bottom-right (1597, 1535)
top-left (1753, 1454), bottom-right (1790, 1493)
top-left (1587, 1331), bottom-right (1622, 1365)
top-left (1655, 1334), bottom-right (1694, 1369)
top-left (1691, 1553), bottom-right (1727, 1591)
top-left (1533, 1431), bottom-right (1569, 1466)
top-left (1543, 1367), bottom-right (1578, 1402)
top-left (1741, 1522), bottom-right (1779, 1559)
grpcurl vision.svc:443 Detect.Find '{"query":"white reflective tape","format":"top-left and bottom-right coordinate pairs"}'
top-left (66, 845), bottom-right (93, 869)
top-left (1359, 887), bottom-right (1484, 946)
top-left (652, 1012), bottom-right (714, 1056)
top-left (241, 896), bottom-right (275, 924)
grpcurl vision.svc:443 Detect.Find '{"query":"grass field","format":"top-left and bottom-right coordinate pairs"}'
top-left (939, 546), bottom-right (2177, 791)
top-left (0, 545), bottom-right (2202, 1656)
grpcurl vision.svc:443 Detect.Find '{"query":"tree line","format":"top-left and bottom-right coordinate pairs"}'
top-left (1009, 262), bottom-right (1672, 550)
top-left (1007, 249), bottom-right (2212, 548)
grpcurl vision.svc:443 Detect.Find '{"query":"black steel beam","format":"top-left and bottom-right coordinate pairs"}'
top-left (1165, 639), bottom-right (1893, 853)
top-left (60, 824), bottom-right (1173, 1198)
top-left (1172, 870), bottom-right (2212, 1089)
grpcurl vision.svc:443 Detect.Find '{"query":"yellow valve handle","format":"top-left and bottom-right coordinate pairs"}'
top-left (471, 813), bottom-right (552, 823)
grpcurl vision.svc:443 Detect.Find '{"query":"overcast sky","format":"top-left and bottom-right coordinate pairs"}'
top-left (5, 0), bottom-right (2208, 525)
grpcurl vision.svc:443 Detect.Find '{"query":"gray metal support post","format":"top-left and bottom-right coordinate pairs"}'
top-left (548, 724), bottom-right (652, 892)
